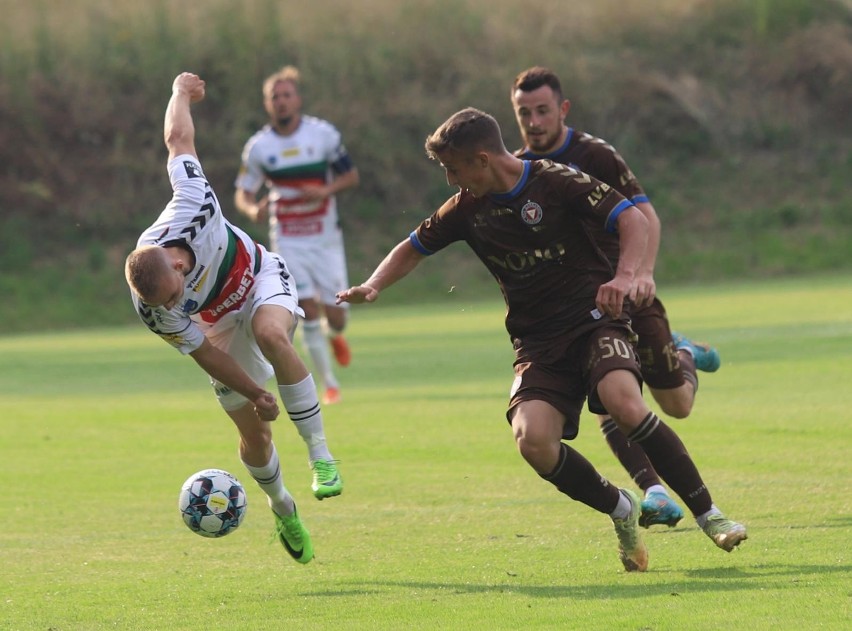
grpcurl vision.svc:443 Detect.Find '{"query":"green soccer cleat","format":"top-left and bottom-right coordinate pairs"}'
top-left (702, 514), bottom-right (748, 552)
top-left (273, 507), bottom-right (314, 564)
top-left (612, 489), bottom-right (649, 572)
top-left (672, 331), bottom-right (721, 373)
top-left (311, 459), bottom-right (343, 500)
top-left (640, 491), bottom-right (685, 528)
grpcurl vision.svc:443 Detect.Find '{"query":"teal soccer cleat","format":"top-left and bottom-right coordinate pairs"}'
top-left (672, 332), bottom-right (721, 372)
top-left (639, 491), bottom-right (685, 528)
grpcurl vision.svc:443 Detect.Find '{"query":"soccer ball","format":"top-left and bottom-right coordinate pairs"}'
top-left (178, 469), bottom-right (247, 538)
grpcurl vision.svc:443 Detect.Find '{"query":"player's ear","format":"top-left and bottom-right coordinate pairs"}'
top-left (561, 98), bottom-right (571, 119)
top-left (477, 151), bottom-right (489, 168)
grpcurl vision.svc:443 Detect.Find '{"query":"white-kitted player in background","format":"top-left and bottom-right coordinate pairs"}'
top-left (234, 65), bottom-right (360, 406)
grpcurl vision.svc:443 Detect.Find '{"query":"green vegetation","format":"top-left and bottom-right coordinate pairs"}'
top-left (1, 0), bottom-right (851, 333)
top-left (2, 274), bottom-right (851, 629)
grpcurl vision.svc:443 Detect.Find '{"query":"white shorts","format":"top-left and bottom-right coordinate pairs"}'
top-left (197, 251), bottom-right (304, 411)
top-left (273, 232), bottom-right (349, 308)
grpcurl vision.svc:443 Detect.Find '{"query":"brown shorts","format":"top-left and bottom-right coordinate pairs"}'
top-left (630, 298), bottom-right (684, 390)
top-left (506, 322), bottom-right (643, 440)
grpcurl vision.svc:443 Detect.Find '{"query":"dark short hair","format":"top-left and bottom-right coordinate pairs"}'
top-left (424, 107), bottom-right (506, 160)
top-left (512, 66), bottom-right (563, 101)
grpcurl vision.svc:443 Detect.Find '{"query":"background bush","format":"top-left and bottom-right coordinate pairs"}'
top-left (1, 0), bottom-right (850, 332)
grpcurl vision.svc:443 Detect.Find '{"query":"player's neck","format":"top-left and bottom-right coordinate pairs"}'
top-left (493, 154), bottom-right (526, 195)
top-left (165, 245), bottom-right (195, 275)
top-left (273, 115), bottom-right (301, 136)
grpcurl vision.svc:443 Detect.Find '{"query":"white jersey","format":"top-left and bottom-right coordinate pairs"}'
top-left (235, 115), bottom-right (355, 245)
top-left (132, 155), bottom-right (271, 355)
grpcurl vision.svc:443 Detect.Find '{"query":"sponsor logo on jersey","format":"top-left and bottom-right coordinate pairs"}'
top-left (199, 241), bottom-right (256, 324)
top-left (520, 200), bottom-right (543, 225)
top-left (183, 161), bottom-right (203, 179)
top-left (587, 182), bottom-right (613, 207)
top-left (282, 147), bottom-right (300, 157)
top-left (487, 243), bottom-right (567, 273)
top-left (187, 265), bottom-right (210, 292)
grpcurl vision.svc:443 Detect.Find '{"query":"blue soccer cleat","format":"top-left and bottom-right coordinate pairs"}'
top-left (672, 332), bottom-right (721, 373)
top-left (640, 491), bottom-right (685, 528)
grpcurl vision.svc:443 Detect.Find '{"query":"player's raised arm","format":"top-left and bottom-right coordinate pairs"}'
top-left (164, 72), bottom-right (206, 160)
top-left (336, 238), bottom-right (426, 304)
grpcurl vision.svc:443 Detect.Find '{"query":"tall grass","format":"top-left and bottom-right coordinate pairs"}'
top-left (1, 0), bottom-right (850, 332)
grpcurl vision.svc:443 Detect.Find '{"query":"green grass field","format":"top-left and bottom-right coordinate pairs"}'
top-left (2, 274), bottom-right (850, 630)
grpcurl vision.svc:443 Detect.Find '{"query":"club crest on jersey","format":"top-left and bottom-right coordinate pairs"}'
top-left (183, 161), bottom-right (203, 179)
top-left (520, 200), bottom-right (543, 225)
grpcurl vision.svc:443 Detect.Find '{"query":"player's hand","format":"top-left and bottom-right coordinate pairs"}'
top-left (253, 197), bottom-right (269, 224)
top-left (630, 272), bottom-right (656, 308)
top-left (253, 391), bottom-right (279, 421)
top-left (298, 183), bottom-right (330, 202)
top-left (336, 284), bottom-right (379, 305)
top-left (596, 276), bottom-right (631, 319)
top-left (173, 72), bottom-right (206, 103)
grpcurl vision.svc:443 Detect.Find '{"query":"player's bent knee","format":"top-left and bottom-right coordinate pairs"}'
top-left (254, 323), bottom-right (293, 355)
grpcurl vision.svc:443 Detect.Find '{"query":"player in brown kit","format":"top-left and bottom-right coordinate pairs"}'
top-left (337, 107), bottom-right (746, 572)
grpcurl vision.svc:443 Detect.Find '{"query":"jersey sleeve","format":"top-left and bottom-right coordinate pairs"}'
top-left (409, 196), bottom-right (466, 255)
top-left (588, 144), bottom-right (648, 205)
top-left (234, 136), bottom-right (266, 194)
top-left (164, 154), bottom-right (213, 222)
top-left (130, 291), bottom-right (206, 355)
top-left (323, 123), bottom-right (356, 175)
top-left (551, 164), bottom-right (634, 234)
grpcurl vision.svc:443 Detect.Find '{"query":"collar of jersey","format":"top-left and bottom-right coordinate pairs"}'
top-left (489, 160), bottom-right (531, 203)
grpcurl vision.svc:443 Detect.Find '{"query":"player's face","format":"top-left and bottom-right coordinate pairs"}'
top-left (437, 150), bottom-right (491, 198)
top-left (144, 268), bottom-right (185, 311)
top-left (512, 85), bottom-right (569, 154)
top-left (265, 80), bottom-right (302, 129)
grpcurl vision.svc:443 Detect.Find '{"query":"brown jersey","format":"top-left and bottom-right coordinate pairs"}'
top-left (516, 129), bottom-right (649, 265)
top-left (411, 159), bottom-right (635, 346)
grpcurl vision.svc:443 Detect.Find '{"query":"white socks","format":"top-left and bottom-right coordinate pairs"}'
top-left (610, 490), bottom-right (634, 521)
top-left (241, 443), bottom-right (295, 517)
top-left (279, 374), bottom-right (333, 463)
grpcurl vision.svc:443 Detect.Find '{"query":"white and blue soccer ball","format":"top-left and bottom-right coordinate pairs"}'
top-left (178, 469), bottom-right (247, 538)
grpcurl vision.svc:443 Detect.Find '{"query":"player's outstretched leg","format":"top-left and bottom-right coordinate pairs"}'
top-left (273, 505), bottom-right (314, 564)
top-left (672, 332), bottom-right (721, 373)
top-left (612, 489), bottom-right (649, 572)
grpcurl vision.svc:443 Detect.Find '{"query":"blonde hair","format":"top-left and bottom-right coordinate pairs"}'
top-left (263, 65), bottom-right (301, 98)
top-left (125, 245), bottom-right (169, 302)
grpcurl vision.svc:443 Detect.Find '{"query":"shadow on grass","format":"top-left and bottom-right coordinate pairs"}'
top-left (303, 562), bottom-right (852, 600)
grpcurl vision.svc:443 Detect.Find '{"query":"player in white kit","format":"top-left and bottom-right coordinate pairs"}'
top-left (235, 65), bottom-right (360, 406)
top-left (125, 73), bottom-right (343, 565)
